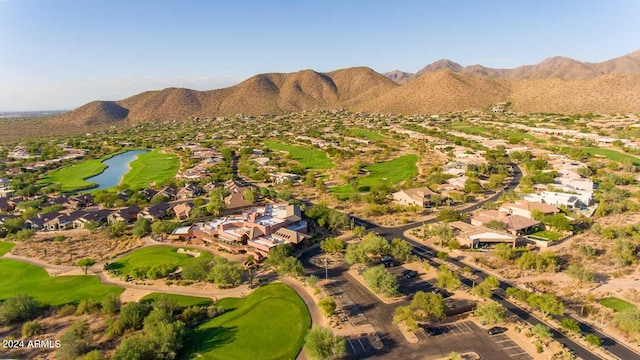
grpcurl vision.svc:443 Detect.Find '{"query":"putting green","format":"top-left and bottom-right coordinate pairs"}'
top-left (0, 259), bottom-right (123, 306)
top-left (109, 246), bottom-right (212, 277)
top-left (0, 241), bottom-right (15, 256)
top-left (264, 141), bottom-right (334, 169)
top-left (181, 283), bottom-right (311, 360)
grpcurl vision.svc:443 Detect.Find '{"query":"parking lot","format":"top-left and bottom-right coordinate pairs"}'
top-left (490, 332), bottom-right (534, 360)
top-left (414, 321), bottom-right (533, 360)
top-left (344, 335), bottom-right (380, 357)
top-left (323, 281), bottom-right (369, 326)
top-left (386, 263), bottom-right (441, 296)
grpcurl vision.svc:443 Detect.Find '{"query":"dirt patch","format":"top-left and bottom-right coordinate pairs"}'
top-left (11, 230), bottom-right (142, 266)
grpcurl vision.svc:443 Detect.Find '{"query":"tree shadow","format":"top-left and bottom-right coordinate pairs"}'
top-left (104, 262), bottom-right (123, 270)
top-left (181, 325), bottom-right (238, 358)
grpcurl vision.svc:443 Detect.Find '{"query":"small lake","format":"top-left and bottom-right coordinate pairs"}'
top-left (85, 150), bottom-right (149, 191)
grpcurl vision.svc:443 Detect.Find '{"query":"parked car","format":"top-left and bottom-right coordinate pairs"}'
top-left (402, 270), bottom-right (418, 279)
top-left (487, 327), bottom-right (507, 335)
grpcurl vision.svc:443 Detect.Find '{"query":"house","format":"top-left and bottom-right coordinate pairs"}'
top-left (153, 186), bottom-right (178, 201)
top-left (168, 225), bottom-right (195, 242)
top-left (0, 197), bottom-right (13, 212)
top-left (269, 172), bottom-right (300, 185)
top-left (0, 188), bottom-right (15, 198)
top-left (471, 210), bottom-right (542, 235)
top-left (391, 187), bottom-right (435, 208)
top-left (139, 187), bottom-right (159, 201)
top-left (224, 181), bottom-right (254, 210)
top-left (173, 202), bottom-right (194, 221)
top-left (449, 221), bottom-right (518, 248)
top-left (176, 183), bottom-right (202, 200)
top-left (107, 205), bottom-right (140, 224)
top-left (521, 192), bottom-right (583, 209)
top-left (72, 210), bottom-right (111, 229)
top-left (499, 200), bottom-right (560, 219)
top-left (138, 203), bottom-right (171, 222)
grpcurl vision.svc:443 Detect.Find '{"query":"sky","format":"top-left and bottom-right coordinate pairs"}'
top-left (1, 0), bottom-right (639, 111)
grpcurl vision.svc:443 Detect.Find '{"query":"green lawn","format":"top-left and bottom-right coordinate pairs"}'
top-left (140, 293), bottom-right (214, 307)
top-left (330, 154), bottom-right (418, 196)
top-left (39, 157), bottom-right (109, 192)
top-left (120, 149), bottom-right (180, 190)
top-left (560, 147), bottom-right (640, 165)
top-left (264, 141), bottom-right (334, 169)
top-left (181, 283), bottom-right (311, 360)
top-left (346, 127), bottom-right (387, 141)
top-left (529, 230), bottom-right (563, 241)
top-left (503, 132), bottom-right (547, 144)
top-left (0, 259), bottom-right (123, 306)
top-left (109, 246), bottom-right (213, 277)
top-left (451, 124), bottom-right (488, 135)
top-left (599, 297), bottom-right (637, 312)
top-left (0, 241), bottom-right (15, 256)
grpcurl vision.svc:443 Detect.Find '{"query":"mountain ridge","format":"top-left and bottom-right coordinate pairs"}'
top-left (54, 49), bottom-right (640, 126)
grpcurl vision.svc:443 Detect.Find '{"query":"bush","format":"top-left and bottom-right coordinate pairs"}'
top-left (0, 294), bottom-right (40, 325)
top-left (560, 317), bottom-right (581, 334)
top-left (363, 265), bottom-right (398, 297)
top-left (586, 334), bottom-right (602, 347)
top-left (22, 319), bottom-right (44, 337)
top-left (76, 299), bottom-right (100, 315)
top-left (318, 297), bottom-right (337, 318)
top-left (101, 292), bottom-right (121, 315)
top-left (146, 264), bottom-right (178, 280)
top-left (57, 304), bottom-right (77, 317)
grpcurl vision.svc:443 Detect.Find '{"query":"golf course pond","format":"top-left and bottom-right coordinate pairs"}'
top-left (85, 150), bottom-right (149, 190)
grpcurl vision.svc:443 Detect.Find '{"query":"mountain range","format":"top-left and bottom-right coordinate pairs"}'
top-left (54, 49), bottom-right (640, 126)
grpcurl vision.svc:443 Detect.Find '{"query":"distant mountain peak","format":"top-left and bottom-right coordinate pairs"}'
top-left (416, 59), bottom-right (463, 76)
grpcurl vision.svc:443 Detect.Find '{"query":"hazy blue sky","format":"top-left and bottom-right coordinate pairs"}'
top-left (1, 0), bottom-right (638, 111)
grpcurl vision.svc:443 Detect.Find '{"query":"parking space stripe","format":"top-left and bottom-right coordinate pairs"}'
top-left (357, 338), bottom-right (366, 352)
top-left (454, 323), bottom-right (464, 333)
top-left (347, 339), bottom-right (356, 353)
top-left (495, 339), bottom-right (512, 343)
top-left (503, 346), bottom-right (519, 350)
top-left (462, 322), bottom-right (473, 332)
top-left (509, 352), bottom-right (528, 357)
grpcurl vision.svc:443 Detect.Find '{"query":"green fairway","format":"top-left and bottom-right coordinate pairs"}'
top-left (264, 141), bottom-right (334, 169)
top-left (529, 230), bottom-right (563, 241)
top-left (599, 297), bottom-right (637, 312)
top-left (346, 127), bottom-right (387, 141)
top-left (331, 154), bottom-right (418, 195)
top-left (0, 259), bottom-right (123, 306)
top-left (109, 246), bottom-right (213, 277)
top-left (120, 149), bottom-right (180, 190)
top-left (39, 157), bottom-right (109, 192)
top-left (0, 241), bottom-right (15, 256)
top-left (503, 132), bottom-right (547, 144)
top-left (560, 147), bottom-right (640, 165)
top-left (451, 124), bottom-right (487, 135)
top-left (140, 293), bottom-right (214, 307)
top-left (181, 283), bottom-right (311, 360)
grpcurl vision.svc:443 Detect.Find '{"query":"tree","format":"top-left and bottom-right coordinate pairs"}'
top-left (206, 189), bottom-right (227, 216)
top-left (132, 217), bottom-right (151, 238)
top-left (431, 223), bottom-right (453, 245)
top-left (472, 282), bottom-right (493, 298)
top-left (585, 334), bottom-right (602, 347)
top-left (565, 265), bottom-right (594, 283)
top-left (0, 293), bottom-right (40, 325)
top-left (345, 244), bottom-right (369, 269)
top-left (22, 319), bottom-right (43, 337)
top-left (101, 292), bottom-right (121, 315)
top-left (528, 293), bottom-right (564, 318)
top-left (108, 221), bottom-right (127, 238)
top-left (390, 238), bottom-right (413, 262)
top-left (181, 258), bottom-right (211, 281)
top-left (318, 297), bottom-right (337, 318)
top-left (3, 217), bottom-right (24, 233)
top-left (393, 291), bottom-right (446, 331)
top-left (76, 258), bottom-right (96, 275)
top-left (321, 237), bottom-right (345, 255)
top-left (359, 233), bottom-right (390, 256)
top-left (611, 238), bottom-right (637, 267)
top-left (307, 274), bottom-right (319, 289)
top-left (475, 301), bottom-right (505, 325)
top-left (437, 265), bottom-right (461, 290)
top-left (363, 265), bottom-right (398, 297)
top-left (264, 243), bottom-right (294, 270)
top-left (151, 220), bottom-right (180, 235)
top-left (531, 323), bottom-right (552, 340)
top-left (437, 208), bottom-right (464, 223)
top-left (304, 326), bottom-right (345, 360)
top-left (207, 257), bottom-right (243, 287)
top-left (57, 319), bottom-right (92, 360)
top-left (352, 225), bottom-right (366, 238)
top-left (612, 308), bottom-right (640, 341)
top-left (560, 318), bottom-right (580, 334)
top-left (494, 243), bottom-right (515, 260)
top-left (278, 257), bottom-right (305, 278)
top-left (327, 210), bottom-right (349, 231)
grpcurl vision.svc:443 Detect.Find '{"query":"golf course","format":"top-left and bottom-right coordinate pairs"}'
top-left (181, 283), bottom-right (311, 360)
top-left (108, 246), bottom-right (213, 277)
top-left (0, 259), bottom-right (123, 306)
top-left (331, 154), bottom-right (419, 196)
top-left (0, 241), bottom-right (15, 256)
top-left (265, 141), bottom-right (334, 169)
top-left (140, 293), bottom-right (214, 307)
top-left (120, 149), bottom-right (180, 189)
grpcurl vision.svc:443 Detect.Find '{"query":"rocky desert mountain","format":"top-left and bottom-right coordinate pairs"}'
top-left (53, 49), bottom-right (640, 127)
